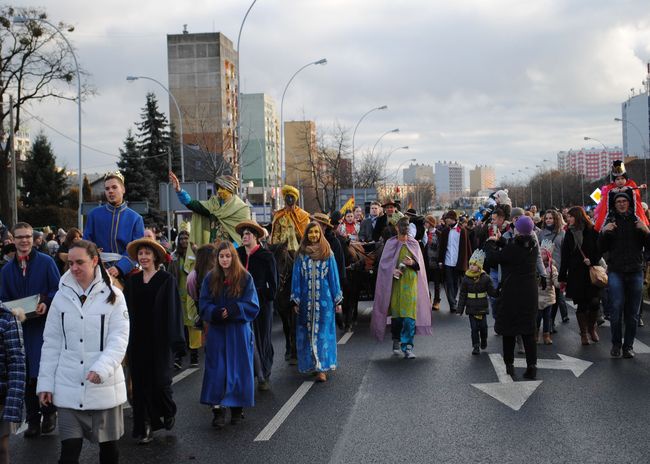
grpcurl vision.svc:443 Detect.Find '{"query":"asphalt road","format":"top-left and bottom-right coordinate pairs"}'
top-left (10, 296), bottom-right (650, 464)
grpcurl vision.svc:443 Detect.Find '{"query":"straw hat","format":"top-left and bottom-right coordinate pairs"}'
top-left (127, 238), bottom-right (167, 264)
top-left (235, 220), bottom-right (266, 238)
top-left (310, 212), bottom-right (333, 229)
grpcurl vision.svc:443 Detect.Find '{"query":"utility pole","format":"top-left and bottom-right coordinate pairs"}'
top-left (9, 95), bottom-right (17, 226)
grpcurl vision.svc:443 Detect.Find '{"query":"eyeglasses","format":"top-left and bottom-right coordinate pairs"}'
top-left (14, 235), bottom-right (33, 240)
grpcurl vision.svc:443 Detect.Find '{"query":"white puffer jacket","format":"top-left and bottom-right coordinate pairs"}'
top-left (37, 268), bottom-right (130, 410)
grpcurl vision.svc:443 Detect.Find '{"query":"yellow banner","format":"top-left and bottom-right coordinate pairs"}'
top-left (340, 196), bottom-right (355, 214)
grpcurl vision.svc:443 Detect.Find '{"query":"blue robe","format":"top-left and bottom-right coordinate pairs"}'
top-left (83, 202), bottom-right (145, 275)
top-left (0, 249), bottom-right (60, 378)
top-left (199, 272), bottom-right (260, 407)
top-left (290, 254), bottom-right (343, 374)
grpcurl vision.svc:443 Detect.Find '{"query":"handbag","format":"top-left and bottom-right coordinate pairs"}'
top-left (579, 247), bottom-right (608, 288)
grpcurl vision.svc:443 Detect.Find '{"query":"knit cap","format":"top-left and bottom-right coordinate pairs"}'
top-left (515, 215), bottom-right (534, 236)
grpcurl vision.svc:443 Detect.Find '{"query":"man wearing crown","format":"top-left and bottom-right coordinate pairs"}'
top-left (169, 171), bottom-right (250, 246)
top-left (83, 171), bottom-right (145, 279)
top-left (269, 185), bottom-right (310, 252)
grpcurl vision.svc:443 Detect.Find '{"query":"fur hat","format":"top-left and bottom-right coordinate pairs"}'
top-left (611, 160), bottom-right (628, 182)
top-left (494, 189), bottom-right (512, 206)
top-left (468, 249), bottom-right (486, 270)
top-left (514, 215), bottom-right (534, 236)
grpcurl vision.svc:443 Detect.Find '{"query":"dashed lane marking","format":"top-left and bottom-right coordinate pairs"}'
top-left (254, 381), bottom-right (315, 442)
top-left (338, 332), bottom-right (354, 345)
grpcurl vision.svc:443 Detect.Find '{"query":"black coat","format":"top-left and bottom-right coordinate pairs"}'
top-left (457, 272), bottom-right (498, 316)
top-left (237, 246), bottom-right (278, 304)
top-left (598, 212), bottom-right (650, 273)
top-left (559, 227), bottom-right (602, 305)
top-left (325, 229), bottom-right (347, 283)
top-left (485, 236), bottom-right (538, 336)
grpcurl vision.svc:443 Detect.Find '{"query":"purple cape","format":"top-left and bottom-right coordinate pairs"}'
top-left (370, 236), bottom-right (432, 341)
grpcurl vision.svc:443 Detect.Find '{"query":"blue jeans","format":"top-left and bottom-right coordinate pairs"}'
top-left (608, 271), bottom-right (643, 350)
top-left (537, 306), bottom-right (552, 333)
top-left (444, 266), bottom-right (461, 311)
top-left (489, 268), bottom-right (500, 319)
top-left (469, 315), bottom-right (488, 347)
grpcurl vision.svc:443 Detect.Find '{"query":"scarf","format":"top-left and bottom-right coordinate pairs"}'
top-left (465, 268), bottom-right (482, 279)
top-left (568, 224), bottom-right (584, 250)
top-left (304, 243), bottom-right (329, 261)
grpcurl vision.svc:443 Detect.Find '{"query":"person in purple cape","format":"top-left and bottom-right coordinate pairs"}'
top-left (371, 217), bottom-right (432, 358)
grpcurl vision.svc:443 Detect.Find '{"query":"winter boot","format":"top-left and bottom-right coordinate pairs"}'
top-left (587, 312), bottom-right (600, 343)
top-left (505, 363), bottom-right (515, 379)
top-left (472, 344), bottom-right (480, 355)
top-left (576, 312), bottom-right (590, 345)
top-left (523, 365), bottom-right (537, 380)
top-left (543, 332), bottom-right (553, 345)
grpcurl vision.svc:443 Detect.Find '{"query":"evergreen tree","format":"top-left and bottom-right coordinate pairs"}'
top-left (82, 175), bottom-right (92, 201)
top-left (117, 129), bottom-right (153, 202)
top-left (20, 133), bottom-right (67, 207)
top-left (136, 93), bottom-right (171, 189)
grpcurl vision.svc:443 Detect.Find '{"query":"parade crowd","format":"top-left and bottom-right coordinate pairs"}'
top-left (0, 159), bottom-right (649, 463)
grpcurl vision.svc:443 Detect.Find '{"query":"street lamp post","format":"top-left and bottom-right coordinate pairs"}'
top-left (584, 136), bottom-right (608, 207)
top-left (235, 0), bottom-right (259, 194)
top-left (535, 165), bottom-right (543, 208)
top-left (543, 158), bottom-right (553, 207)
top-left (389, 158), bottom-right (417, 202)
top-left (279, 58), bottom-right (328, 190)
top-left (383, 146), bottom-right (409, 190)
top-left (14, 16), bottom-right (83, 229)
top-left (352, 105), bottom-right (388, 202)
top-left (127, 75), bottom-right (185, 182)
top-left (615, 117), bottom-right (649, 197)
top-left (371, 128), bottom-right (399, 157)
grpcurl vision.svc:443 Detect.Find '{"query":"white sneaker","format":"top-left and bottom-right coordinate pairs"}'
top-left (404, 349), bottom-right (416, 359)
top-left (392, 340), bottom-right (401, 356)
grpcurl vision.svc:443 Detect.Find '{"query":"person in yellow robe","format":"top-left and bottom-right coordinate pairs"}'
top-left (270, 185), bottom-right (310, 252)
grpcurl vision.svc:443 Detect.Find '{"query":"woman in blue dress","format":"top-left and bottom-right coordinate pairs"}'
top-left (290, 222), bottom-right (343, 382)
top-left (199, 241), bottom-right (259, 428)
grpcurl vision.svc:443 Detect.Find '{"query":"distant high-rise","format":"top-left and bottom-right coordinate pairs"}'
top-left (469, 165), bottom-right (495, 194)
top-left (434, 161), bottom-right (464, 204)
top-left (403, 163), bottom-right (434, 184)
top-left (621, 64), bottom-right (650, 159)
top-left (284, 120), bottom-right (319, 212)
top-left (167, 30), bottom-right (238, 166)
top-left (240, 93), bottom-right (280, 191)
top-left (557, 147), bottom-right (623, 180)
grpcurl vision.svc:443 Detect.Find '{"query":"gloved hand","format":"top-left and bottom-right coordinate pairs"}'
top-left (540, 275), bottom-right (547, 290)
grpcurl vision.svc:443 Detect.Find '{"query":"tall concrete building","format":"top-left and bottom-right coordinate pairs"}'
top-left (403, 163), bottom-right (434, 184)
top-left (284, 120), bottom-right (319, 212)
top-left (435, 161), bottom-right (464, 204)
top-left (469, 165), bottom-right (496, 193)
top-left (557, 147), bottom-right (623, 180)
top-left (240, 93), bottom-right (280, 192)
top-left (167, 30), bottom-right (238, 166)
top-left (620, 65), bottom-right (650, 158)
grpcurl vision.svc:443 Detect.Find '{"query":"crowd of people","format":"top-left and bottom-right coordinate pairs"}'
top-left (0, 159), bottom-right (649, 463)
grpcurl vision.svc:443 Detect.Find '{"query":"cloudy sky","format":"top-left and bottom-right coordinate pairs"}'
top-left (14, 0), bottom-right (650, 185)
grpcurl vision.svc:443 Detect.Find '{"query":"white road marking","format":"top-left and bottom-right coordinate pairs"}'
top-left (513, 354), bottom-right (592, 377)
top-left (254, 381), bottom-right (315, 442)
top-left (472, 353), bottom-right (542, 411)
top-left (338, 332), bottom-right (354, 345)
top-left (172, 367), bottom-right (199, 385)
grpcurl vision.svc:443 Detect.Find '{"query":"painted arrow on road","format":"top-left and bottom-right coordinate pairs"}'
top-left (472, 353), bottom-right (542, 411)
top-left (513, 354), bottom-right (592, 378)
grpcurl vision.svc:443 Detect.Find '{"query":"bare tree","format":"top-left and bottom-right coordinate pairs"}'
top-left (355, 149), bottom-right (387, 189)
top-left (0, 6), bottom-right (93, 224)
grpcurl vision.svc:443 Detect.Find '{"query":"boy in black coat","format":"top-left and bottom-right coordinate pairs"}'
top-left (458, 249), bottom-right (498, 354)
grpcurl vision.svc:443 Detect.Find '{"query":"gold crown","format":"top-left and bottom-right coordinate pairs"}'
top-left (179, 221), bottom-right (191, 233)
top-left (104, 171), bottom-right (125, 184)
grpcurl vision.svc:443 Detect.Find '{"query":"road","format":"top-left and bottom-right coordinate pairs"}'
top-left (10, 298), bottom-right (650, 463)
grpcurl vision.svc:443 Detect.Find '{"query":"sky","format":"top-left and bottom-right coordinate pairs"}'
top-left (12, 0), bottom-right (650, 185)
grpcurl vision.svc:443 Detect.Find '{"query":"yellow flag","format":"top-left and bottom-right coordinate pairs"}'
top-left (340, 196), bottom-right (355, 214)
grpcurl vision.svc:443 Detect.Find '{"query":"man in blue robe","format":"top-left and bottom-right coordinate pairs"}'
top-left (0, 222), bottom-right (60, 438)
top-left (83, 172), bottom-right (145, 279)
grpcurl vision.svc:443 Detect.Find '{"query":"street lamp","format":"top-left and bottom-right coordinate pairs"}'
top-left (543, 158), bottom-right (553, 207)
top-left (14, 15), bottom-right (83, 229)
top-left (235, 0), bottom-right (259, 193)
top-left (127, 76), bottom-right (185, 183)
top-left (351, 105), bottom-right (388, 201)
top-left (279, 58), bottom-right (328, 189)
top-left (371, 128), bottom-right (399, 157)
top-left (535, 165), bottom-right (543, 208)
top-left (615, 117), bottom-right (648, 193)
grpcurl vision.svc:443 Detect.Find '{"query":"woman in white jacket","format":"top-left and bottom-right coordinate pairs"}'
top-left (37, 240), bottom-right (129, 464)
